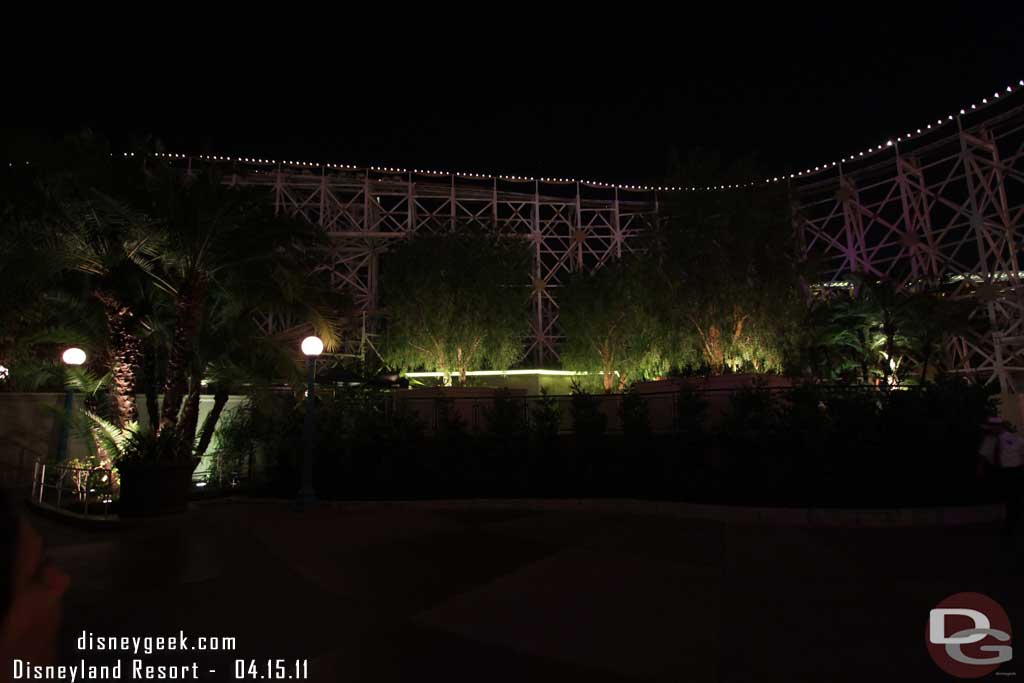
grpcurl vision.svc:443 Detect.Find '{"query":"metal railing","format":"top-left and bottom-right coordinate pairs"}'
top-left (394, 393), bottom-right (681, 434)
top-left (388, 384), bottom-right (903, 436)
top-left (31, 461), bottom-right (117, 519)
top-left (356, 385), bottom-right (892, 438)
top-left (245, 382), bottom-right (910, 442)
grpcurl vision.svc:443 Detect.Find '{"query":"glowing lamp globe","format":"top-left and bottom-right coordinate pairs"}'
top-left (62, 348), bottom-right (87, 366)
top-left (301, 336), bottom-right (324, 357)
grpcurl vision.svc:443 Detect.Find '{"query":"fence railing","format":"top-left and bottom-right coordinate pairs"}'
top-left (31, 461), bottom-right (117, 518)
top-left (26, 449), bottom-right (255, 516)
top-left (396, 393), bottom-right (681, 434)
top-left (322, 384), bottom-right (904, 436)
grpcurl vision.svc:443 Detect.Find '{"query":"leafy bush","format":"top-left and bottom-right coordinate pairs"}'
top-left (196, 376), bottom-right (998, 505)
top-left (721, 383), bottom-right (782, 442)
top-left (878, 374), bottom-right (995, 482)
top-left (483, 388), bottom-right (526, 439)
top-left (434, 396), bottom-right (468, 437)
top-left (717, 382), bottom-right (792, 494)
top-left (530, 388), bottom-right (561, 442)
top-left (676, 383), bottom-right (709, 440)
top-left (620, 385), bottom-right (650, 438)
top-left (569, 380), bottom-right (607, 437)
top-left (205, 404), bottom-right (253, 486)
top-left (118, 426), bottom-right (190, 464)
top-left (780, 384), bottom-right (831, 458)
top-left (65, 454), bottom-right (118, 495)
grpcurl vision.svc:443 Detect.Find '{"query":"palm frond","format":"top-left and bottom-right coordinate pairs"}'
top-left (81, 410), bottom-right (138, 460)
top-left (64, 366), bottom-right (111, 396)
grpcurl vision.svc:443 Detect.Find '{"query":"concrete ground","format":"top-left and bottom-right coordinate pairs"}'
top-left (26, 498), bottom-right (1024, 682)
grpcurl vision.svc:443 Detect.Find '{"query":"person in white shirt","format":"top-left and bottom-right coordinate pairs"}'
top-left (978, 417), bottom-right (1024, 540)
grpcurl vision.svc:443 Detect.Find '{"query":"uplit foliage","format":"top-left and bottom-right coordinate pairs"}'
top-left (381, 225), bottom-right (532, 384)
top-left (558, 256), bottom-right (667, 391)
top-left (793, 276), bottom-right (975, 385)
top-left (64, 454), bottom-right (119, 496)
top-left (653, 157), bottom-right (802, 374)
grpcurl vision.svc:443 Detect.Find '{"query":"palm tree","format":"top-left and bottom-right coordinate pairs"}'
top-left (812, 279), bottom-right (892, 385)
top-left (140, 162), bottom-right (342, 436)
top-left (5, 137), bottom-right (349, 466)
top-left (1, 146), bottom-right (160, 424)
top-left (190, 291), bottom-right (310, 458)
top-left (900, 289), bottom-right (975, 383)
top-left (56, 192), bottom-right (164, 425)
top-left (137, 161), bottom-right (347, 454)
top-left (800, 276), bottom-right (974, 385)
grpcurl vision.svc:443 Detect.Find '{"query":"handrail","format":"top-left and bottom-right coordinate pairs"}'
top-left (30, 460), bottom-right (116, 519)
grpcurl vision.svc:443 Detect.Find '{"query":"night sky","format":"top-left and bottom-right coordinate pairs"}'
top-left (4, 11), bottom-right (1023, 186)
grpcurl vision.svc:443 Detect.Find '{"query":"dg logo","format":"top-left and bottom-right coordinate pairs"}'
top-left (927, 592), bottom-right (1012, 678)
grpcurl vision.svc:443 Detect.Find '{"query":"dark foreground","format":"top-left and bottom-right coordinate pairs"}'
top-left (29, 498), bottom-right (1024, 682)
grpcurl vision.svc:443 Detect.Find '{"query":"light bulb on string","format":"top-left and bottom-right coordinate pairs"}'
top-left (141, 79), bottom-right (1020, 196)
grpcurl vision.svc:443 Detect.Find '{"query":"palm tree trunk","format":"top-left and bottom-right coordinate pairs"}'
top-left (94, 290), bottom-right (140, 427)
top-left (857, 329), bottom-right (869, 384)
top-left (883, 321), bottom-right (897, 386)
top-left (144, 346), bottom-right (160, 432)
top-left (195, 388), bottom-right (229, 458)
top-left (160, 278), bottom-right (205, 430)
top-left (178, 378), bottom-right (202, 456)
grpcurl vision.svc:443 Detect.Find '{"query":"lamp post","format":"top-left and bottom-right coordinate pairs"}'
top-left (297, 336), bottom-right (323, 508)
top-left (58, 347), bottom-right (86, 462)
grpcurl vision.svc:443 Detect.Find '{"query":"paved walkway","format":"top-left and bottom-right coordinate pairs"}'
top-left (28, 498), bottom-right (1024, 682)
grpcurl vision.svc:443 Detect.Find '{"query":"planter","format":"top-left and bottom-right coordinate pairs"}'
top-left (116, 459), bottom-right (200, 517)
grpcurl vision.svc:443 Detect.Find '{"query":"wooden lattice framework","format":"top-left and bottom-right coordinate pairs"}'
top-left (159, 88), bottom-right (1024, 381)
top-left (168, 161), bottom-right (659, 364)
top-left (794, 99), bottom-right (1024, 391)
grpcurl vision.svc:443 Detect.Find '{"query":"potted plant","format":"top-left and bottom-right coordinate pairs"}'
top-left (81, 412), bottom-right (200, 517)
top-left (115, 427), bottom-right (200, 517)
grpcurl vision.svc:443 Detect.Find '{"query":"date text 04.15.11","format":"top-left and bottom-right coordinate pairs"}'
top-left (234, 659), bottom-right (309, 679)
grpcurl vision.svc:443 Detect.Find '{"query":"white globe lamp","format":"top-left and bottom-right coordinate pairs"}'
top-left (301, 336), bottom-right (324, 357)
top-left (62, 347), bottom-right (87, 366)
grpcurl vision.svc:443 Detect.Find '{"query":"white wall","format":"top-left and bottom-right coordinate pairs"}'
top-left (0, 393), bottom-right (246, 480)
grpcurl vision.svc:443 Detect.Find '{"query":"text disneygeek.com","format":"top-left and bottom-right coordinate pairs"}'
top-left (7, 630), bottom-right (309, 680)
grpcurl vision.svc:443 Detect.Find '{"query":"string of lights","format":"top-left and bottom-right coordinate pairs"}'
top-left (9, 79), bottom-right (1022, 194)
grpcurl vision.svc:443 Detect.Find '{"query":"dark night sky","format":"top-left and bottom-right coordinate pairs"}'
top-left (4, 11), bottom-right (1023, 186)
